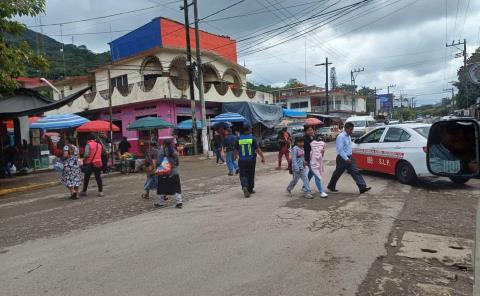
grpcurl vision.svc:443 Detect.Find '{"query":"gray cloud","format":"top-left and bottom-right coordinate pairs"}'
top-left (14, 0), bottom-right (480, 105)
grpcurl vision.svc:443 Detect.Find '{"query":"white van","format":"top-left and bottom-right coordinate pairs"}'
top-left (345, 115), bottom-right (376, 138)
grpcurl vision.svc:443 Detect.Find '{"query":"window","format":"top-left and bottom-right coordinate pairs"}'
top-left (290, 101), bottom-right (308, 109)
top-left (361, 128), bottom-right (385, 143)
top-left (384, 128), bottom-right (411, 142)
top-left (413, 126), bottom-right (430, 138)
top-left (110, 74), bottom-right (128, 89)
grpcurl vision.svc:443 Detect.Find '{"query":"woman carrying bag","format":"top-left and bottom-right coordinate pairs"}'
top-left (80, 134), bottom-right (104, 197)
top-left (153, 139), bottom-right (183, 209)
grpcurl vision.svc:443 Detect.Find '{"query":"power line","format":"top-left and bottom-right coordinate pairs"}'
top-left (27, 1), bottom-right (179, 28)
top-left (199, 0), bottom-right (247, 21)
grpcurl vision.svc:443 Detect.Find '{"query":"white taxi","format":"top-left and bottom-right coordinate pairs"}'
top-left (352, 123), bottom-right (431, 184)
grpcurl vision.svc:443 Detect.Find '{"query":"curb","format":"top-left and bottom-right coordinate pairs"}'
top-left (0, 171), bottom-right (122, 198)
top-left (0, 181), bottom-right (59, 197)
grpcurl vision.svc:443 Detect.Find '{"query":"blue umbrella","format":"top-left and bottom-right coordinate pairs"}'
top-left (30, 114), bottom-right (89, 130)
top-left (176, 119), bottom-right (203, 130)
top-left (210, 112), bottom-right (247, 123)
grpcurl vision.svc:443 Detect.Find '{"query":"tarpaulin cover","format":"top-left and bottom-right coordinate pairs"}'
top-left (0, 87), bottom-right (91, 119)
top-left (282, 109), bottom-right (307, 118)
top-left (222, 102), bottom-right (282, 128)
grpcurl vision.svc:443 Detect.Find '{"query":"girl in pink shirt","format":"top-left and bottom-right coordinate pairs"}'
top-left (310, 135), bottom-right (328, 198)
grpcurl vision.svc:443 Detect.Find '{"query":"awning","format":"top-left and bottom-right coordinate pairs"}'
top-left (283, 109), bottom-right (307, 118)
top-left (0, 87), bottom-right (91, 119)
top-left (222, 102), bottom-right (283, 128)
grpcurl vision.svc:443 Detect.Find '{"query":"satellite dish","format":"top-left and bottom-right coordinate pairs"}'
top-left (468, 63), bottom-right (480, 85)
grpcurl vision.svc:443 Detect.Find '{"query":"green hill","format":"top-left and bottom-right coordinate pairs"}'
top-left (8, 29), bottom-right (111, 79)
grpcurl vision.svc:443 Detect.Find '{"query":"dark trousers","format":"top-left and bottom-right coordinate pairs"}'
top-left (101, 154), bottom-right (109, 172)
top-left (82, 166), bottom-right (103, 192)
top-left (214, 147), bottom-right (224, 163)
top-left (277, 145), bottom-right (290, 167)
top-left (238, 159), bottom-right (256, 192)
top-left (328, 155), bottom-right (367, 190)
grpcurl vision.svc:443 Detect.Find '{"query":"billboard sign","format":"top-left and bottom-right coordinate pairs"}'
top-left (376, 94), bottom-right (393, 113)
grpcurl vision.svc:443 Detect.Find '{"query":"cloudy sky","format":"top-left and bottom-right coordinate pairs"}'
top-left (17, 0), bottom-right (480, 106)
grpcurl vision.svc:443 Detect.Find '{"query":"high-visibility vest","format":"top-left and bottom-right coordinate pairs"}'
top-left (238, 134), bottom-right (254, 161)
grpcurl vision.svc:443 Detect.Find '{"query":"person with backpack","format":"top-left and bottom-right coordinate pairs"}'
top-left (153, 139), bottom-right (183, 209)
top-left (276, 127), bottom-right (291, 170)
top-left (286, 137), bottom-right (313, 199)
top-left (224, 128), bottom-right (239, 176)
top-left (310, 134), bottom-right (328, 198)
top-left (80, 134), bottom-right (104, 197)
top-left (234, 124), bottom-right (265, 198)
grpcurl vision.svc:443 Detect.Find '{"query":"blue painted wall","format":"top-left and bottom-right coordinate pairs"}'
top-left (109, 18), bottom-right (162, 61)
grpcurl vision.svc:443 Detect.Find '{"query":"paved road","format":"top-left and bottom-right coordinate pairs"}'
top-left (0, 147), bottom-right (478, 295)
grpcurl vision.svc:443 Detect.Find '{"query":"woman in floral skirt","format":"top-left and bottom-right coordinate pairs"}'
top-left (61, 144), bottom-right (82, 199)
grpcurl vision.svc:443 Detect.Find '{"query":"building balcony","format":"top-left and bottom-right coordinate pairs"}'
top-left (54, 77), bottom-right (272, 114)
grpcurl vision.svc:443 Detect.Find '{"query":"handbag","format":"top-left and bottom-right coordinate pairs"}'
top-left (81, 143), bottom-right (99, 173)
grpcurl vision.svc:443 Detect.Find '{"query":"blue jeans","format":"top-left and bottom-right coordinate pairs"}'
top-left (313, 174), bottom-right (324, 193)
top-left (226, 151), bottom-right (238, 174)
top-left (287, 169), bottom-right (311, 192)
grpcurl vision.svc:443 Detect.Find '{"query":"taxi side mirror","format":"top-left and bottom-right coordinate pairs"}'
top-left (426, 119), bottom-right (480, 178)
top-left (354, 138), bottom-right (361, 144)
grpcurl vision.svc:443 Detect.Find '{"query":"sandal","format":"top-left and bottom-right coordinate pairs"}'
top-left (141, 193), bottom-right (150, 199)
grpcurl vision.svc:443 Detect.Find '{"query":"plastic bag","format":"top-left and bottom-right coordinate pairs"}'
top-left (155, 156), bottom-right (172, 176)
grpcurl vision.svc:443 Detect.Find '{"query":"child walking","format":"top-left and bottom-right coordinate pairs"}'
top-left (286, 137), bottom-right (313, 199)
top-left (310, 135), bottom-right (328, 198)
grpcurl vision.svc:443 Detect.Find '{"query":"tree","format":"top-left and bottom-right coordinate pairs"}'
top-left (336, 83), bottom-right (357, 93)
top-left (284, 78), bottom-right (305, 88)
top-left (0, 0), bottom-right (48, 94)
top-left (358, 86), bottom-right (376, 113)
top-left (453, 47), bottom-right (480, 109)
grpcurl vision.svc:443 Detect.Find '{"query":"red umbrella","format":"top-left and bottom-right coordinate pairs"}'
top-left (76, 120), bottom-right (120, 132)
top-left (305, 117), bottom-right (323, 126)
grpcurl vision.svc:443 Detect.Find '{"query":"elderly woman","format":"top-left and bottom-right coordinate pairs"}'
top-left (153, 140), bottom-right (183, 209)
top-left (61, 144), bottom-right (82, 200)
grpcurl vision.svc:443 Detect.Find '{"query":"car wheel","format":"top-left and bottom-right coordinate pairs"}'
top-left (449, 177), bottom-right (470, 184)
top-left (395, 161), bottom-right (417, 185)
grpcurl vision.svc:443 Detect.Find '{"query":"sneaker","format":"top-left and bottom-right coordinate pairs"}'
top-left (175, 203), bottom-right (183, 209)
top-left (97, 192), bottom-right (104, 197)
top-left (228, 172), bottom-right (234, 176)
top-left (242, 187), bottom-right (250, 198)
top-left (249, 190), bottom-right (256, 194)
top-left (235, 169), bottom-right (239, 175)
top-left (154, 203), bottom-right (165, 208)
top-left (79, 191), bottom-right (87, 197)
top-left (70, 192), bottom-right (78, 200)
top-left (320, 192), bottom-right (329, 198)
top-left (141, 193), bottom-right (150, 199)
top-left (304, 193), bottom-right (314, 199)
top-left (286, 189), bottom-right (292, 197)
top-left (301, 187), bottom-right (308, 193)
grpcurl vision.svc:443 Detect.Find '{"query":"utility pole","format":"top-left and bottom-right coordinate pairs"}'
top-left (107, 66), bottom-right (114, 170)
top-left (350, 67), bottom-right (364, 87)
top-left (315, 57), bottom-right (332, 114)
top-left (181, 0), bottom-right (198, 155)
top-left (443, 87), bottom-right (454, 112)
top-left (446, 39), bottom-right (468, 106)
top-left (193, 0), bottom-right (209, 157)
top-left (59, 24), bottom-right (66, 78)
